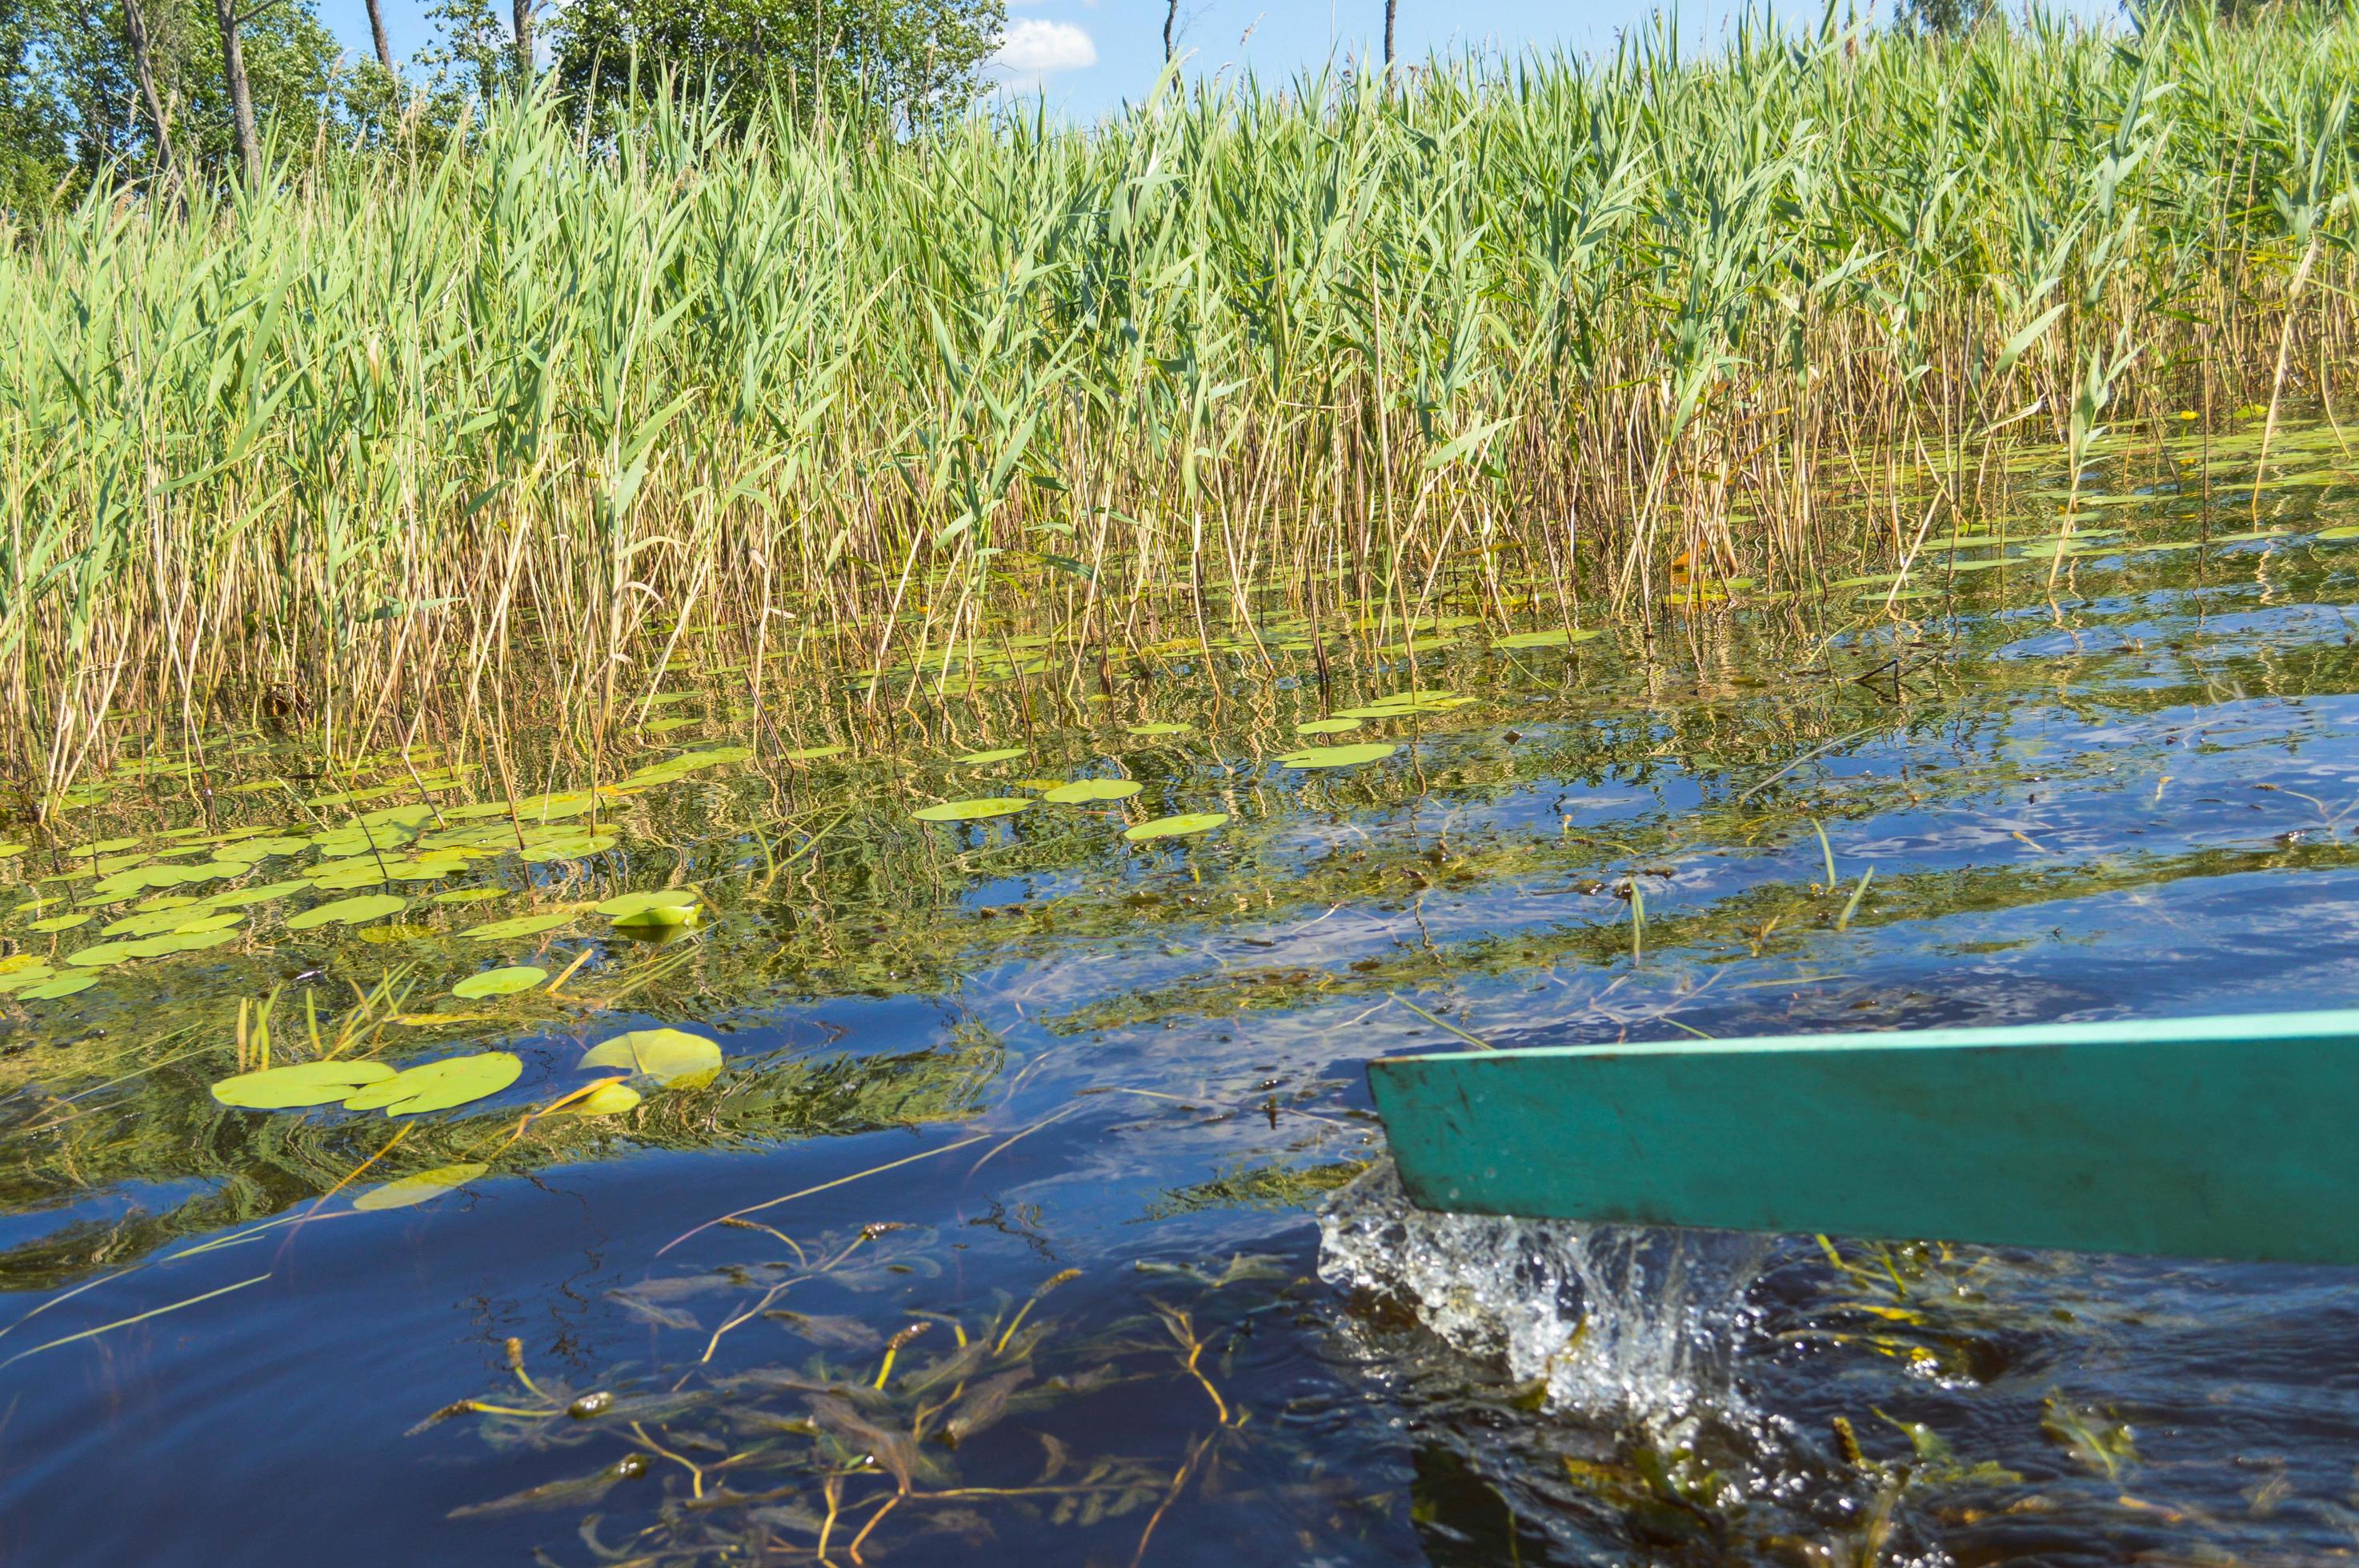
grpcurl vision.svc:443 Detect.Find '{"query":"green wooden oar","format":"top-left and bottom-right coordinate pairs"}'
top-left (1368, 1008), bottom-right (2359, 1265)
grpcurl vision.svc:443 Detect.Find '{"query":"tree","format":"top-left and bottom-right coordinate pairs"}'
top-left (3, 0), bottom-right (346, 198)
top-left (1897, 0), bottom-right (1992, 34)
top-left (213, 0), bottom-right (260, 179)
top-left (124, 0), bottom-right (178, 177)
top-left (551, 0), bottom-right (1005, 134)
top-left (1383, 0), bottom-right (1396, 66)
top-left (362, 0), bottom-right (397, 74)
top-left (1164, 0), bottom-right (1176, 62)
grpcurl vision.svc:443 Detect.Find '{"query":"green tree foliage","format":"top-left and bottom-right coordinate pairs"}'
top-left (0, 0), bottom-right (348, 202)
top-left (550, 0), bottom-right (1007, 134)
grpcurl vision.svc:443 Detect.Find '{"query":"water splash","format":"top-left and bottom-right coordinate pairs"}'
top-left (1316, 1159), bottom-right (1769, 1432)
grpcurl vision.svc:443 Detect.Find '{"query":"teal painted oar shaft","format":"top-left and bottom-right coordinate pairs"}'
top-left (1367, 1008), bottom-right (2359, 1265)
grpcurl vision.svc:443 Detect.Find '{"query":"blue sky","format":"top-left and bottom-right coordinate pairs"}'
top-left (327, 1), bottom-right (1882, 119)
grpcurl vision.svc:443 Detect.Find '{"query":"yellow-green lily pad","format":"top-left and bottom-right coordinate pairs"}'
top-left (1042, 779), bottom-right (1142, 805)
top-left (213, 1059), bottom-right (399, 1108)
top-left (465, 912), bottom-right (575, 942)
top-left (451, 965), bottom-right (547, 999)
top-left (953, 747), bottom-right (1027, 766)
top-left (912, 798), bottom-right (1032, 823)
top-left (1276, 742), bottom-right (1400, 769)
top-left (352, 1162), bottom-right (490, 1210)
top-left (19, 972), bottom-right (100, 999)
top-left (577, 1028), bottom-right (722, 1086)
top-left (343, 1051), bottom-right (523, 1115)
top-left (287, 893), bottom-right (411, 930)
top-left (565, 1081), bottom-right (643, 1116)
top-left (1123, 813), bottom-right (1231, 842)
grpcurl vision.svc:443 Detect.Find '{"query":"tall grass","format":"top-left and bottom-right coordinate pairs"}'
top-left (2, 7), bottom-right (2356, 806)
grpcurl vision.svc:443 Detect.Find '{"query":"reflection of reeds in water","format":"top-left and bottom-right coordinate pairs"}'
top-left (7, 13), bottom-right (2359, 799)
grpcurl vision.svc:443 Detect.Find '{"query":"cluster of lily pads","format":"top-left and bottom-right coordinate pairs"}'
top-left (907, 687), bottom-right (1480, 836)
top-left (210, 1026), bottom-right (723, 1122)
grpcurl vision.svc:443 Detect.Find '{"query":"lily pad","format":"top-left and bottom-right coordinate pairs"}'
top-left (912, 798), bottom-right (1033, 823)
top-left (596, 890), bottom-right (700, 919)
top-left (1495, 628), bottom-right (1603, 649)
top-left (343, 1051), bottom-right (523, 1116)
top-left (953, 747), bottom-right (1027, 766)
top-left (780, 745), bottom-right (847, 762)
top-left (613, 903), bottom-right (699, 932)
top-left (451, 965), bottom-right (547, 999)
top-left (212, 1059), bottom-right (399, 1109)
top-left (465, 912), bottom-right (575, 942)
top-left (1276, 742), bottom-right (1400, 770)
top-left (0, 964), bottom-right (61, 995)
top-left (18, 972), bottom-right (100, 999)
top-left (352, 1162), bottom-right (490, 1211)
top-left (1124, 722), bottom-right (1192, 737)
top-left (204, 878), bottom-right (314, 910)
top-left (1042, 779), bottom-right (1142, 805)
top-left (432, 887), bottom-right (509, 905)
top-left (1123, 813), bottom-right (1231, 842)
top-left (287, 893), bottom-right (411, 930)
top-left (27, 913), bottom-right (93, 933)
top-left (1294, 718), bottom-right (1364, 735)
top-left (566, 1081), bottom-right (643, 1117)
top-left (578, 1028), bottom-right (723, 1086)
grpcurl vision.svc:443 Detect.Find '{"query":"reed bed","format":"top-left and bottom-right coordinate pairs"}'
top-left (2, 8), bottom-right (2357, 807)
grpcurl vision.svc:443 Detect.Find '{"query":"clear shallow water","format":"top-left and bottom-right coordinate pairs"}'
top-left (11, 437), bottom-right (2359, 1562)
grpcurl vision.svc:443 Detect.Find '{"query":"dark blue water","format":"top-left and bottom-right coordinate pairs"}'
top-left (10, 480), bottom-right (2359, 1564)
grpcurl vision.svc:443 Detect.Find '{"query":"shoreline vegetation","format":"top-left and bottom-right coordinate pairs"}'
top-left (3, 10), bottom-right (2357, 810)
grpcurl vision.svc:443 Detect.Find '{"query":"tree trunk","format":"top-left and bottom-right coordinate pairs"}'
top-left (1163, 0), bottom-right (1177, 62)
top-left (362, 0), bottom-right (396, 75)
top-left (122, 0), bottom-right (176, 178)
top-left (214, 0), bottom-right (260, 182)
top-left (512, 0), bottom-right (534, 78)
top-left (1384, 0), bottom-right (1398, 67)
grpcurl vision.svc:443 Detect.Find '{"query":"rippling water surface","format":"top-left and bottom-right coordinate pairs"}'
top-left (9, 430), bottom-right (2359, 1563)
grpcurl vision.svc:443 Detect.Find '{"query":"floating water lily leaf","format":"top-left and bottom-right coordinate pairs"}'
top-left (1277, 742), bottom-right (1400, 769)
top-left (64, 939), bottom-right (146, 968)
top-left (912, 798), bottom-right (1032, 823)
top-left (352, 1162), bottom-right (489, 1211)
top-left (212, 1059), bottom-right (398, 1109)
top-left (613, 903), bottom-right (699, 932)
top-left (19, 972), bottom-right (99, 999)
top-left (566, 1081), bottom-right (643, 1117)
top-left (1495, 628), bottom-right (1604, 649)
top-left (343, 1051), bottom-right (523, 1115)
top-left (204, 878), bottom-right (314, 910)
top-left (465, 912), bottom-right (574, 942)
top-left (432, 887), bottom-right (509, 905)
top-left (451, 965), bottom-right (547, 999)
top-left (1042, 779), bottom-right (1141, 805)
top-left (287, 893), bottom-right (410, 930)
top-left (1123, 813), bottom-right (1230, 842)
top-left (954, 747), bottom-right (1026, 766)
top-left (1124, 722), bottom-right (1192, 737)
top-left (578, 1028), bottom-right (723, 1086)
top-left (1294, 718), bottom-right (1363, 735)
top-left (0, 842), bottom-right (26, 858)
top-left (27, 913), bottom-right (93, 933)
top-left (596, 890), bottom-right (700, 919)
top-left (0, 964), bottom-right (61, 995)
top-left (780, 745), bottom-right (847, 762)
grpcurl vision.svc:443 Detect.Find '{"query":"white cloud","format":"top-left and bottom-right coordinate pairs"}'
top-left (990, 18), bottom-right (1099, 83)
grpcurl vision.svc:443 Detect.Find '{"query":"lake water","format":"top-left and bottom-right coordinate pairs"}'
top-left (7, 425), bottom-right (2359, 1563)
